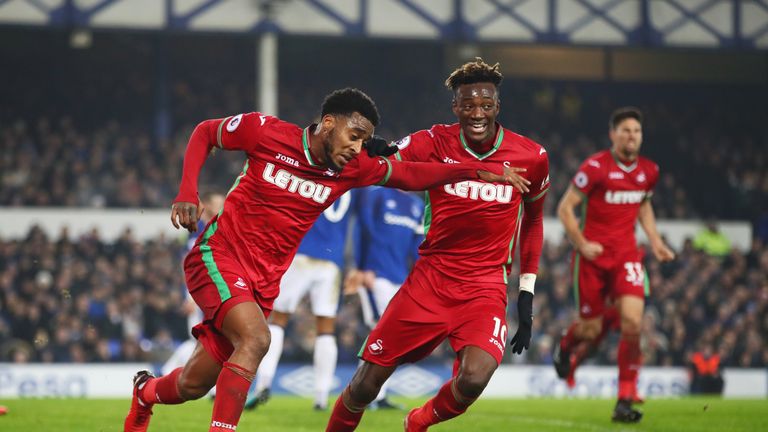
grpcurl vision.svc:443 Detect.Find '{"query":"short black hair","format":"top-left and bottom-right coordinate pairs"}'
top-left (445, 57), bottom-right (503, 91)
top-left (610, 107), bottom-right (642, 130)
top-left (321, 88), bottom-right (380, 127)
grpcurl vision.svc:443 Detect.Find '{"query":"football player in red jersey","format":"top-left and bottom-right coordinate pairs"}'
top-left (553, 107), bottom-right (675, 423)
top-left (326, 59), bottom-right (549, 432)
top-left (122, 88), bottom-right (527, 432)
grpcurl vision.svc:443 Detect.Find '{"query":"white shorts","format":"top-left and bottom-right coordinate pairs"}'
top-left (273, 254), bottom-right (342, 317)
top-left (358, 277), bottom-right (400, 329)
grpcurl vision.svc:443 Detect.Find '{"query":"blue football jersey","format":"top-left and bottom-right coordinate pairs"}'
top-left (355, 187), bottom-right (424, 285)
top-left (296, 190), bottom-right (355, 268)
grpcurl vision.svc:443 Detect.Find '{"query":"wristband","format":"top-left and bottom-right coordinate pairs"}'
top-left (519, 273), bottom-right (536, 294)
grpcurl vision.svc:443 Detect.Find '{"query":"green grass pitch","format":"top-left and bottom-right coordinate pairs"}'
top-left (1, 396), bottom-right (766, 431)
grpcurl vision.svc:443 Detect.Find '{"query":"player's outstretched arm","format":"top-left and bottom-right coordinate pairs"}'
top-left (558, 185), bottom-right (603, 260)
top-left (638, 199), bottom-right (675, 262)
top-left (171, 120), bottom-right (219, 232)
top-left (383, 160), bottom-right (530, 192)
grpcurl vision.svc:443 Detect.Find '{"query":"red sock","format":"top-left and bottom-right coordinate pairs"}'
top-left (413, 379), bottom-right (474, 427)
top-left (560, 322), bottom-right (581, 351)
top-left (572, 309), bottom-right (617, 367)
top-left (325, 387), bottom-right (366, 432)
top-left (209, 362), bottom-right (254, 432)
top-left (603, 307), bottom-right (620, 331)
top-left (618, 334), bottom-right (641, 400)
top-left (140, 367), bottom-right (184, 405)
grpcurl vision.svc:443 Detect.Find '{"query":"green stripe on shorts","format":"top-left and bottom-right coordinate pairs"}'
top-left (200, 221), bottom-right (231, 302)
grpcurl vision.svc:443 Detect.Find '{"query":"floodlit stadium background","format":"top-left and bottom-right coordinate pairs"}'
top-left (1, 0), bottom-right (766, 408)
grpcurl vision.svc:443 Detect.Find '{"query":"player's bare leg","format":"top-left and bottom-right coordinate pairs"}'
top-left (406, 346), bottom-right (497, 431)
top-left (210, 301), bottom-right (271, 431)
top-left (248, 310), bottom-right (290, 410)
top-left (314, 315), bottom-right (338, 410)
top-left (613, 295), bottom-right (644, 423)
top-left (326, 360), bottom-right (397, 431)
top-left (124, 342), bottom-right (221, 432)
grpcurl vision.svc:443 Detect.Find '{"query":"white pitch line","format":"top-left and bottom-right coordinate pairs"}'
top-left (513, 415), bottom-right (632, 432)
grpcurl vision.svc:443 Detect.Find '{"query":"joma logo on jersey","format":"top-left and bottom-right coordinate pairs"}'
top-left (443, 156), bottom-right (459, 164)
top-left (262, 163), bottom-right (332, 204)
top-left (445, 181), bottom-right (513, 203)
top-left (605, 190), bottom-right (646, 204)
top-left (275, 153), bottom-right (299, 167)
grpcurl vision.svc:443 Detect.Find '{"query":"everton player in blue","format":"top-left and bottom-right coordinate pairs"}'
top-left (349, 186), bottom-right (424, 410)
top-left (249, 191), bottom-right (357, 410)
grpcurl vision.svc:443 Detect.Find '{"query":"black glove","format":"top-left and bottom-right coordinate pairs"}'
top-left (364, 135), bottom-right (398, 157)
top-left (509, 291), bottom-right (533, 354)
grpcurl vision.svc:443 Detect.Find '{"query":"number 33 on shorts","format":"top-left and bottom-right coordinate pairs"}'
top-left (623, 262), bottom-right (644, 286)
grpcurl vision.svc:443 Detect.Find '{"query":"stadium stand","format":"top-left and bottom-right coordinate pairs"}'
top-left (1, 225), bottom-right (765, 369)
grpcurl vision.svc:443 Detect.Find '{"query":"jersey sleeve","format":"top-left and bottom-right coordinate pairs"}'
top-left (356, 154), bottom-right (396, 187)
top-left (215, 112), bottom-right (277, 152)
top-left (572, 156), bottom-right (605, 196)
top-left (644, 161), bottom-right (660, 200)
top-left (523, 146), bottom-right (550, 203)
top-left (392, 127), bottom-right (439, 162)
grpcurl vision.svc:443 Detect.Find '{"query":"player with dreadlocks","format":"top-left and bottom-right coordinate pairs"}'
top-left (326, 59), bottom-right (550, 431)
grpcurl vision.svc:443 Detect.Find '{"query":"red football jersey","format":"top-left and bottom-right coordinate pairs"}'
top-left (197, 112), bottom-right (393, 304)
top-left (394, 123), bottom-right (549, 285)
top-left (572, 149), bottom-right (659, 251)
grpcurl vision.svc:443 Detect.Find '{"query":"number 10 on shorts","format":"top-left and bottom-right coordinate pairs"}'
top-left (492, 316), bottom-right (507, 342)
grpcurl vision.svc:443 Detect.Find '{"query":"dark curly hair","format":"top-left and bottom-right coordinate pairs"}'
top-left (320, 88), bottom-right (380, 127)
top-left (445, 57), bottom-right (503, 92)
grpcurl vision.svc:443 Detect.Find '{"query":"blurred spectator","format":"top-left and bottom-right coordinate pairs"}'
top-left (689, 344), bottom-right (724, 395)
top-left (693, 221), bottom-right (732, 257)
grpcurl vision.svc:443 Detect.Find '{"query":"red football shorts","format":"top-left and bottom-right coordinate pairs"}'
top-left (184, 244), bottom-right (271, 364)
top-left (572, 247), bottom-right (648, 319)
top-left (360, 258), bottom-right (509, 366)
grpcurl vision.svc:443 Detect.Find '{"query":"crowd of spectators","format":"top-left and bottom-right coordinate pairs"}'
top-left (3, 79), bottom-right (766, 223)
top-left (1, 225), bottom-right (765, 370)
top-left (0, 226), bottom-right (188, 364)
top-left (2, 33), bottom-right (767, 224)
